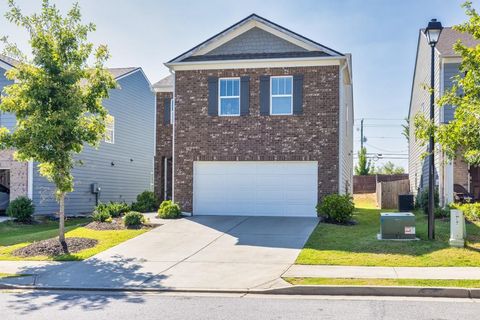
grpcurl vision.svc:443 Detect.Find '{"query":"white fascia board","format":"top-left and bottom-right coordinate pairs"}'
top-left (153, 86), bottom-right (174, 93)
top-left (441, 56), bottom-right (462, 64)
top-left (166, 56), bottom-right (344, 71)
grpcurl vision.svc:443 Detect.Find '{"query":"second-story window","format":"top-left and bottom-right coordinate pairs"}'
top-left (105, 114), bottom-right (115, 144)
top-left (219, 78), bottom-right (240, 116)
top-left (271, 76), bottom-right (293, 115)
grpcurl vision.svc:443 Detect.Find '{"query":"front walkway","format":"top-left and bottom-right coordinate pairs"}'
top-left (1, 215), bottom-right (318, 290)
top-left (284, 265), bottom-right (480, 279)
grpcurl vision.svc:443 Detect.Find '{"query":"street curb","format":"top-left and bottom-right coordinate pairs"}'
top-left (0, 283), bottom-right (479, 298)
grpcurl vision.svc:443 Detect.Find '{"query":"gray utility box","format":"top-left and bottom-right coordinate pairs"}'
top-left (380, 212), bottom-right (416, 240)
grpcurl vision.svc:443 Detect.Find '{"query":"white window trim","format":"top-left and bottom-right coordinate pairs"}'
top-left (270, 75), bottom-right (293, 115)
top-left (218, 77), bottom-right (241, 116)
top-left (105, 115), bottom-right (115, 144)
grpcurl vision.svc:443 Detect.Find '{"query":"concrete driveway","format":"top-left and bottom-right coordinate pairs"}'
top-left (7, 215), bottom-right (318, 290)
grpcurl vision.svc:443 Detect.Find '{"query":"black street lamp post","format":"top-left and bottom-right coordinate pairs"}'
top-left (424, 19), bottom-right (443, 240)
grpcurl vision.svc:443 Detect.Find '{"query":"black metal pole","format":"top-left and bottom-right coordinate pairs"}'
top-left (428, 44), bottom-right (435, 240)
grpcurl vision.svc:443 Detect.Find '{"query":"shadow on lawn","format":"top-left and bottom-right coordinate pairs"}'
top-left (303, 207), bottom-right (480, 257)
top-left (3, 255), bottom-right (169, 314)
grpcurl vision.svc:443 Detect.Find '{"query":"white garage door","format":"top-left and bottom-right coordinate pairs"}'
top-left (193, 161), bottom-right (318, 217)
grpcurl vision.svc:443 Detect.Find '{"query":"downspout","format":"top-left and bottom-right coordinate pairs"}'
top-left (338, 62), bottom-right (347, 194)
top-left (170, 69), bottom-right (176, 204)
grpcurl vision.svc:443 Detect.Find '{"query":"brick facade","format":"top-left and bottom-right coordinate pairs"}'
top-left (0, 149), bottom-right (28, 200)
top-left (172, 65), bottom-right (340, 212)
top-left (154, 91), bottom-right (173, 201)
top-left (454, 156), bottom-right (469, 190)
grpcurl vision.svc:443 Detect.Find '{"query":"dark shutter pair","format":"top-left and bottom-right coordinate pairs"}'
top-left (208, 77), bottom-right (250, 116)
top-left (260, 75), bottom-right (304, 115)
top-left (163, 98), bottom-right (172, 125)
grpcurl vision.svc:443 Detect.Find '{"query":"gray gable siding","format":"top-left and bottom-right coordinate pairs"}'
top-left (205, 27), bottom-right (307, 56)
top-left (442, 63), bottom-right (461, 123)
top-left (0, 67), bottom-right (16, 132)
top-left (33, 70), bottom-right (155, 215)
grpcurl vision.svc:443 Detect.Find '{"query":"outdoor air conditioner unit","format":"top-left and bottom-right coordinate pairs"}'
top-left (379, 212), bottom-right (416, 240)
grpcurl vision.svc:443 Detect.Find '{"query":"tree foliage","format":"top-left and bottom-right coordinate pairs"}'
top-left (354, 147), bottom-right (373, 175)
top-left (374, 161), bottom-right (405, 175)
top-left (414, 1), bottom-right (480, 165)
top-left (0, 0), bottom-right (116, 242)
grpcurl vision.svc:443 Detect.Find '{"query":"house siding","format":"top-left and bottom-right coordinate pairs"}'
top-left (32, 70), bottom-right (155, 215)
top-left (173, 65), bottom-right (340, 212)
top-left (442, 62), bottom-right (461, 123)
top-left (205, 27), bottom-right (307, 56)
top-left (409, 33), bottom-right (441, 195)
top-left (0, 67), bottom-right (16, 132)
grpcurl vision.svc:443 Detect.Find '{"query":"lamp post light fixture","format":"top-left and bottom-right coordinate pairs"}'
top-left (424, 18), bottom-right (443, 240)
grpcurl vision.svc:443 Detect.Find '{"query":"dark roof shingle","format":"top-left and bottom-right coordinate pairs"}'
top-left (435, 27), bottom-right (480, 56)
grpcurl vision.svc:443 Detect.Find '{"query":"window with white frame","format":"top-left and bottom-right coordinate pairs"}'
top-left (219, 78), bottom-right (240, 116)
top-left (105, 114), bottom-right (115, 144)
top-left (271, 76), bottom-right (293, 115)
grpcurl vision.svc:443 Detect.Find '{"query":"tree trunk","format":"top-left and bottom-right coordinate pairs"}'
top-left (59, 192), bottom-right (66, 245)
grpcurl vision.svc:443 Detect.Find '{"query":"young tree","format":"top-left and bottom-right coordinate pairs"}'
top-left (415, 1), bottom-right (480, 165)
top-left (354, 147), bottom-right (373, 175)
top-left (374, 161), bottom-right (405, 175)
top-left (0, 0), bottom-right (116, 245)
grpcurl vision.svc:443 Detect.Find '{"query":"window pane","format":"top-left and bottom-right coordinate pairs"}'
top-left (220, 80), bottom-right (227, 96)
top-left (220, 97), bottom-right (240, 115)
top-left (272, 97), bottom-right (292, 114)
top-left (233, 79), bottom-right (239, 96)
top-left (271, 78), bottom-right (278, 95)
top-left (285, 77), bottom-right (292, 94)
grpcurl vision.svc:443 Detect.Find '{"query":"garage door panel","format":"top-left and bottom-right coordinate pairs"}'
top-left (194, 161), bottom-right (317, 217)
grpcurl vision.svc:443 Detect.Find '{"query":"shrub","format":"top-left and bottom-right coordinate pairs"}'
top-left (434, 207), bottom-right (450, 219)
top-left (130, 191), bottom-right (159, 213)
top-left (453, 202), bottom-right (480, 221)
top-left (92, 210), bottom-right (112, 223)
top-left (123, 211), bottom-right (146, 227)
top-left (316, 194), bottom-right (355, 224)
top-left (93, 202), bottom-right (130, 218)
top-left (157, 200), bottom-right (181, 219)
top-left (415, 188), bottom-right (439, 214)
top-left (6, 196), bottom-right (35, 223)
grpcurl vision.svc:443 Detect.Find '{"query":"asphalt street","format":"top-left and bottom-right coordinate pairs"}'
top-left (1, 290), bottom-right (479, 320)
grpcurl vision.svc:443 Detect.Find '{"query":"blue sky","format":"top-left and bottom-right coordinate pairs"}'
top-left (0, 0), bottom-right (472, 172)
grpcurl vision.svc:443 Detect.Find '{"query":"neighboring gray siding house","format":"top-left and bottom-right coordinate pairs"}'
top-left (408, 28), bottom-right (480, 205)
top-left (0, 54), bottom-right (155, 215)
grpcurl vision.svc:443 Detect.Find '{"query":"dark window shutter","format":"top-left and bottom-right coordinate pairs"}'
top-left (208, 76), bottom-right (218, 116)
top-left (259, 75), bottom-right (270, 115)
top-left (293, 74), bottom-right (304, 115)
top-left (240, 76), bottom-right (250, 116)
top-left (163, 98), bottom-right (171, 125)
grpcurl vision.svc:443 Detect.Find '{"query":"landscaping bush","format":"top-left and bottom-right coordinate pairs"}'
top-left (92, 210), bottom-right (112, 223)
top-left (6, 196), bottom-right (35, 223)
top-left (157, 200), bottom-right (181, 219)
top-left (453, 202), bottom-right (480, 221)
top-left (93, 202), bottom-right (130, 218)
top-left (130, 191), bottom-right (159, 213)
top-left (123, 211), bottom-right (145, 227)
top-left (434, 207), bottom-right (450, 219)
top-left (316, 194), bottom-right (355, 224)
top-left (415, 188), bottom-right (439, 214)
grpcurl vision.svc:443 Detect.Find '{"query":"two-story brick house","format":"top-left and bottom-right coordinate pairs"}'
top-left (154, 14), bottom-right (354, 217)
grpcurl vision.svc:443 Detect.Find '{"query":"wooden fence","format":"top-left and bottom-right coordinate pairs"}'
top-left (353, 174), bottom-right (409, 194)
top-left (376, 179), bottom-right (410, 209)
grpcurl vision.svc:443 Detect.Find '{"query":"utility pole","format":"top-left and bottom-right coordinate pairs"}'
top-left (360, 118), bottom-right (364, 149)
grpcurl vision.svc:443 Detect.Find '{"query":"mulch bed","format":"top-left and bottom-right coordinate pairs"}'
top-left (12, 237), bottom-right (98, 257)
top-left (85, 217), bottom-right (158, 230)
top-left (85, 218), bottom-right (126, 230)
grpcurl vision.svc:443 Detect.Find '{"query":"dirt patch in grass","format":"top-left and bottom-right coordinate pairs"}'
top-left (12, 237), bottom-right (98, 257)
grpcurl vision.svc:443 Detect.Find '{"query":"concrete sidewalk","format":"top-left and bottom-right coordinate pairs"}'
top-left (284, 265), bottom-right (480, 280)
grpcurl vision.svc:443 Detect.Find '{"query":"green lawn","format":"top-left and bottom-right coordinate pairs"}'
top-left (284, 277), bottom-right (480, 288)
top-left (296, 195), bottom-right (480, 266)
top-left (0, 218), bottom-right (149, 261)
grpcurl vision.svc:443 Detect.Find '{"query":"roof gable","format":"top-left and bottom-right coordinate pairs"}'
top-left (435, 27), bottom-right (480, 57)
top-left (168, 13), bottom-right (343, 64)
